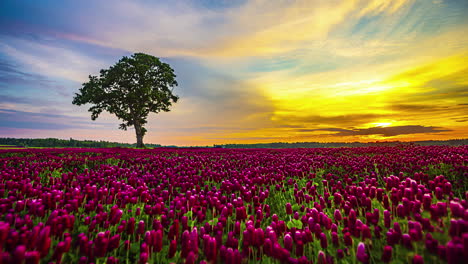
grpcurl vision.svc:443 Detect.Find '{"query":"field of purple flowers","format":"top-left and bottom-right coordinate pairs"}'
top-left (0, 146), bottom-right (467, 264)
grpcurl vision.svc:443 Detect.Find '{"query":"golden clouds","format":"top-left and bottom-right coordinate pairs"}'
top-left (256, 53), bottom-right (468, 141)
top-left (206, 0), bottom-right (414, 57)
top-left (358, 0), bottom-right (412, 16)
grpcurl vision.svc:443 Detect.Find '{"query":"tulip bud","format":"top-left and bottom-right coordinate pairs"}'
top-left (185, 251), bottom-right (196, 264)
top-left (155, 230), bottom-right (163, 252)
top-left (402, 234), bottom-right (413, 249)
top-left (168, 239), bottom-right (177, 258)
top-left (344, 232), bottom-right (353, 246)
top-left (12, 245), bottom-right (26, 264)
top-left (25, 251), bottom-right (40, 264)
top-left (78, 256), bottom-right (88, 264)
top-left (320, 233), bottom-right (328, 248)
top-left (412, 254), bottom-right (424, 264)
top-left (331, 232), bottom-right (339, 246)
top-left (127, 217), bottom-right (135, 234)
top-left (334, 209), bottom-right (342, 222)
top-left (284, 234), bottom-right (293, 251)
top-left (0, 222), bottom-right (10, 245)
top-left (361, 225), bottom-right (371, 240)
top-left (438, 245), bottom-right (447, 260)
top-left (381, 245), bottom-right (392, 263)
top-left (357, 242), bottom-right (368, 264)
top-left (337, 249), bottom-right (344, 259)
top-left (383, 210), bottom-right (391, 228)
top-left (139, 252), bottom-right (148, 264)
top-left (138, 220), bottom-right (145, 235)
top-left (254, 228), bottom-right (264, 247)
top-left (107, 256), bottom-right (118, 264)
top-left (447, 240), bottom-right (464, 264)
top-left (286, 203), bottom-right (293, 215)
top-left (317, 250), bottom-right (327, 264)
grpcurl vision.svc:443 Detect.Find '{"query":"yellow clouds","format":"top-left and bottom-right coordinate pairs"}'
top-left (358, 0), bottom-right (412, 16)
top-left (245, 50), bottom-right (467, 142)
top-left (207, 0), bottom-right (413, 57)
top-left (214, 0), bottom-right (357, 56)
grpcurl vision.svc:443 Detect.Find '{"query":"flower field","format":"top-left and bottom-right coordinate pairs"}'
top-left (0, 146), bottom-right (467, 264)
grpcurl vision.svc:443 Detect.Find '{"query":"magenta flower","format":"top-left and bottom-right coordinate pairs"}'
top-left (356, 242), bottom-right (369, 264)
top-left (381, 245), bottom-right (392, 263)
top-left (139, 252), bottom-right (148, 264)
top-left (344, 232), bottom-right (353, 246)
top-left (337, 249), bottom-right (344, 259)
top-left (286, 203), bottom-right (293, 215)
top-left (319, 233), bottom-right (328, 248)
top-left (12, 245), bottom-right (26, 264)
top-left (447, 239), bottom-right (464, 264)
top-left (412, 254), bottom-right (424, 264)
top-left (402, 234), bottom-right (413, 249)
top-left (361, 224), bottom-right (371, 240)
top-left (317, 250), bottom-right (327, 264)
top-left (138, 220), bottom-right (145, 235)
top-left (331, 232), bottom-right (339, 246)
top-left (284, 234), bottom-right (293, 251)
top-left (127, 217), bottom-right (136, 234)
top-left (107, 256), bottom-right (118, 264)
top-left (25, 251), bottom-right (40, 264)
top-left (168, 239), bottom-right (177, 258)
top-left (185, 251), bottom-right (197, 264)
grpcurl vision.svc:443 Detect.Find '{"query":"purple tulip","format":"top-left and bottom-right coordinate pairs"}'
top-left (317, 250), bottom-right (327, 264)
top-left (284, 234), bottom-right (293, 251)
top-left (357, 242), bottom-right (369, 264)
top-left (412, 254), bottom-right (424, 264)
top-left (381, 245), bottom-right (392, 263)
top-left (447, 240), bottom-right (464, 264)
top-left (337, 249), bottom-right (344, 259)
top-left (344, 232), bottom-right (353, 246)
top-left (320, 233), bottom-right (328, 248)
top-left (107, 256), bottom-right (118, 264)
top-left (24, 251), bottom-right (40, 264)
top-left (286, 203), bottom-right (293, 215)
top-left (402, 234), bottom-right (413, 249)
top-left (168, 239), bottom-right (177, 258)
top-left (139, 252), bottom-right (148, 264)
top-left (12, 245), bottom-right (26, 264)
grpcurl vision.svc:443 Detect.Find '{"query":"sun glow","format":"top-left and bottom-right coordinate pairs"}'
top-left (372, 122), bottom-right (392, 127)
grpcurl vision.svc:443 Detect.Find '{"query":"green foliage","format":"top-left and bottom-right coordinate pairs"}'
top-left (0, 137), bottom-right (162, 148)
top-left (287, 218), bottom-right (303, 229)
top-left (216, 139), bottom-right (468, 148)
top-left (72, 53), bottom-right (179, 147)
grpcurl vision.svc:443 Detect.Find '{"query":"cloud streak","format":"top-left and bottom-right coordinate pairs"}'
top-left (305, 125), bottom-right (451, 137)
top-left (0, 108), bottom-right (114, 130)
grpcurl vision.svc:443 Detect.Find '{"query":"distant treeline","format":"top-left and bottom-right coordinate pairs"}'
top-left (215, 139), bottom-right (468, 149)
top-left (0, 138), bottom-right (161, 148)
top-left (0, 137), bottom-right (466, 149)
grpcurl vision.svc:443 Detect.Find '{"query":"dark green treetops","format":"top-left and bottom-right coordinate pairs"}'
top-left (72, 53), bottom-right (179, 148)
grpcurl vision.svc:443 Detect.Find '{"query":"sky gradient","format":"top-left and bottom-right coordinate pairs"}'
top-left (0, 0), bottom-right (467, 146)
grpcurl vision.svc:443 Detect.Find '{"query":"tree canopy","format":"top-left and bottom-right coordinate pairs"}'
top-left (72, 53), bottom-right (179, 148)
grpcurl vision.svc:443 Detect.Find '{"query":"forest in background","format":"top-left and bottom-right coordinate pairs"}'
top-left (0, 137), bottom-right (466, 148)
top-left (0, 137), bottom-right (162, 148)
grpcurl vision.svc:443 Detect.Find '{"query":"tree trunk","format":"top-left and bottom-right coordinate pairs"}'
top-left (134, 121), bottom-right (144, 148)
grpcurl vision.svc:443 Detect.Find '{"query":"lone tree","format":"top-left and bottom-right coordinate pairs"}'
top-left (72, 53), bottom-right (178, 148)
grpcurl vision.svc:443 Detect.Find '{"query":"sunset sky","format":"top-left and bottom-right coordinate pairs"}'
top-left (0, 0), bottom-right (467, 146)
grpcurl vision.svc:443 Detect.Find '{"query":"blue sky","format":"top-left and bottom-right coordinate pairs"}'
top-left (0, 0), bottom-right (467, 145)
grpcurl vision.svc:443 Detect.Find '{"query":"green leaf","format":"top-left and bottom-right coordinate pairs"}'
top-left (292, 204), bottom-right (300, 212)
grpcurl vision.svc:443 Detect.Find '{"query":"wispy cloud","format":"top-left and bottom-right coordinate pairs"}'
top-left (303, 125), bottom-right (451, 137)
top-left (0, 38), bottom-right (109, 82)
top-left (0, 108), bottom-right (114, 130)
